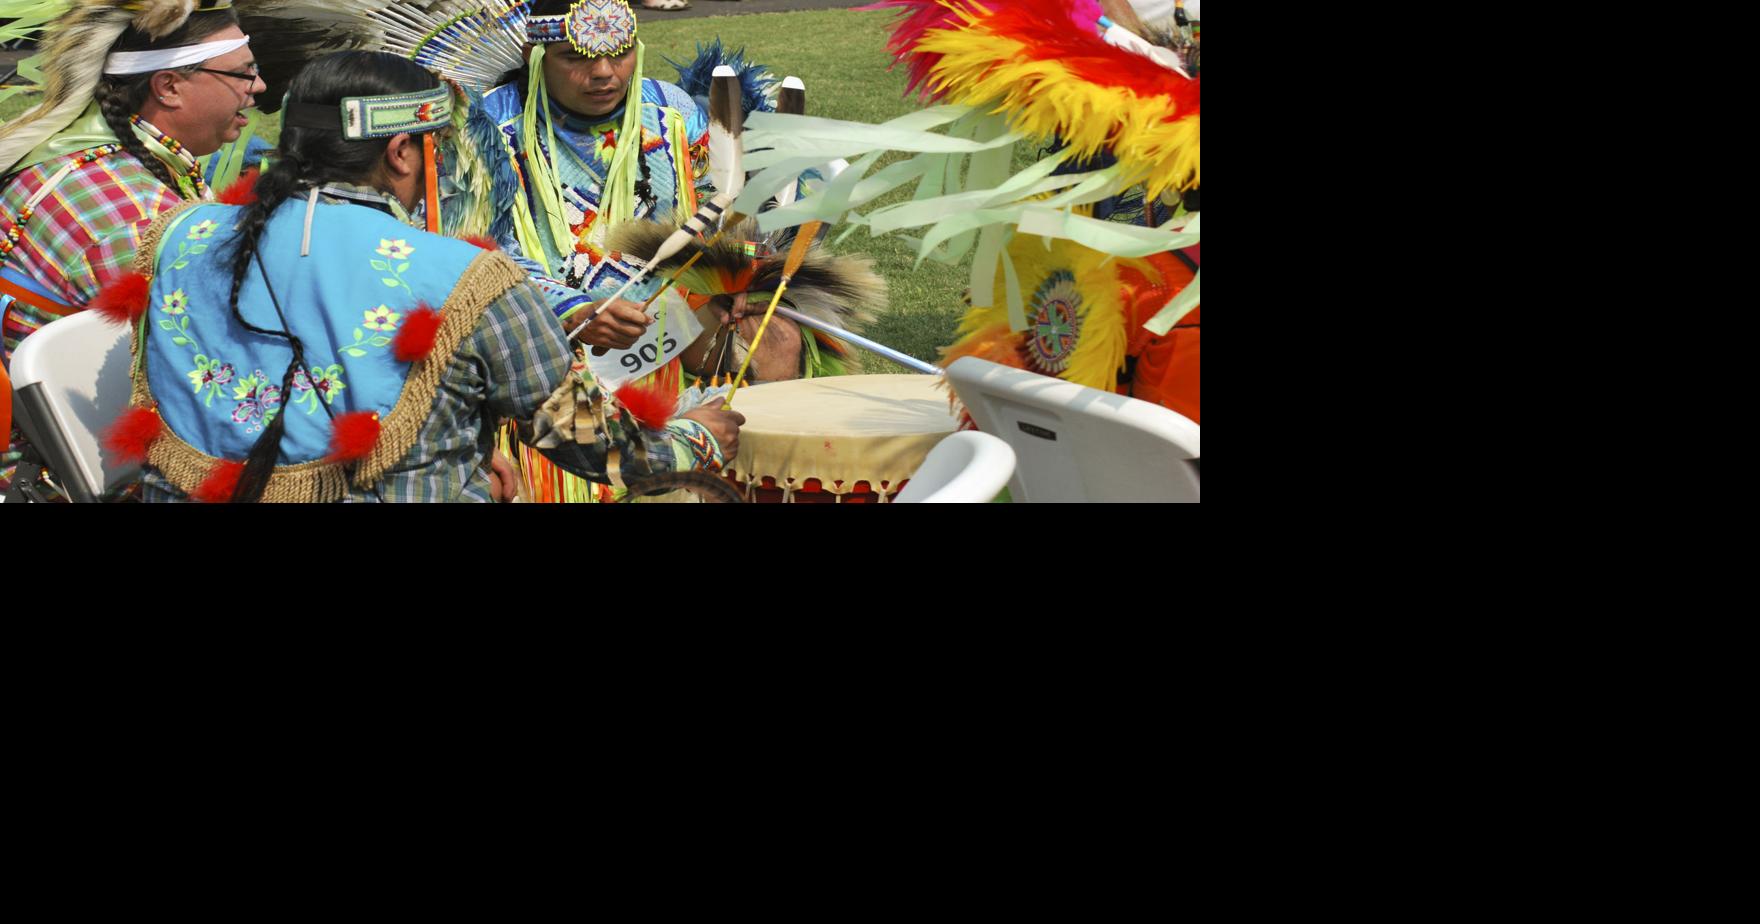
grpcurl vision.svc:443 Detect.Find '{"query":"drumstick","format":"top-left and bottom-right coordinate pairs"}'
top-left (724, 220), bottom-right (823, 408)
top-left (774, 306), bottom-right (941, 376)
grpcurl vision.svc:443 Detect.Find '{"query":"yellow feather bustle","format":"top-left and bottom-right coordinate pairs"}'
top-left (912, 8), bottom-right (1200, 200)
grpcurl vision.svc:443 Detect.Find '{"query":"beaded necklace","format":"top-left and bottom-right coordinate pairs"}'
top-left (128, 114), bottom-right (212, 200)
top-left (0, 144), bottom-right (126, 269)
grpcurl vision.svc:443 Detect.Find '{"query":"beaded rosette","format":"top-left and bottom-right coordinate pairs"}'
top-left (526, 0), bottom-right (638, 58)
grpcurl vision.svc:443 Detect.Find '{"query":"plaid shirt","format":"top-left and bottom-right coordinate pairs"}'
top-left (1, 149), bottom-right (183, 359)
top-left (140, 186), bottom-right (718, 503)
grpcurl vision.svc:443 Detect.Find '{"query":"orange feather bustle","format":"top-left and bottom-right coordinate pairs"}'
top-left (101, 407), bottom-right (162, 464)
top-left (217, 170), bottom-right (259, 206)
top-left (89, 272), bottom-right (151, 325)
top-left (192, 459), bottom-right (246, 504)
top-left (393, 304), bottom-right (444, 362)
top-left (326, 412), bottom-right (381, 463)
top-left (463, 235), bottom-right (501, 252)
top-left (613, 381), bottom-right (679, 431)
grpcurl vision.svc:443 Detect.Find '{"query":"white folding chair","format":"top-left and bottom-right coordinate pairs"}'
top-left (894, 430), bottom-right (1016, 503)
top-left (944, 357), bottom-right (1200, 503)
top-left (7, 310), bottom-right (138, 502)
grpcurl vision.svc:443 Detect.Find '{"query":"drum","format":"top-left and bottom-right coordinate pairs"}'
top-left (723, 374), bottom-right (958, 503)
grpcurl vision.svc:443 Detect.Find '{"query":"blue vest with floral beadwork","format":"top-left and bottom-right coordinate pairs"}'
top-left (146, 200), bottom-right (482, 465)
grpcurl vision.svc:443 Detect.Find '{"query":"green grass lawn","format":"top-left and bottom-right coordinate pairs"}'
top-left (1, 9), bottom-right (967, 371)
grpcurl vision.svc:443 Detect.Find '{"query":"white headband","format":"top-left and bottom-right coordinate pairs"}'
top-left (103, 37), bottom-right (251, 76)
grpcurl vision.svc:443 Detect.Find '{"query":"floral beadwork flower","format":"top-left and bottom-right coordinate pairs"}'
top-left (160, 289), bottom-right (188, 316)
top-left (187, 219), bottom-right (219, 240)
top-left (292, 364), bottom-right (347, 408)
top-left (376, 239), bottom-right (415, 260)
top-left (231, 371), bottom-right (283, 433)
top-left (363, 305), bottom-right (402, 333)
top-left (187, 355), bottom-right (236, 406)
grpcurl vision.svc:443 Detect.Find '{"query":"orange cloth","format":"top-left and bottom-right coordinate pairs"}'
top-left (1122, 253), bottom-right (1200, 423)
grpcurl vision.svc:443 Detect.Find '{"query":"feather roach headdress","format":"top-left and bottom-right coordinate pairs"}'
top-left (607, 218), bottom-right (885, 335)
top-left (0, 0), bottom-right (243, 176)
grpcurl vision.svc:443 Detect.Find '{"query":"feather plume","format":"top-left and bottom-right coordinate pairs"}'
top-left (192, 458), bottom-right (245, 503)
top-left (217, 170), bottom-right (259, 206)
top-left (135, 0), bottom-right (195, 39)
top-left (102, 406), bottom-right (163, 465)
top-left (392, 304), bottom-right (444, 362)
top-left (368, 0), bottom-right (528, 92)
top-left (667, 39), bottom-right (778, 117)
top-left (325, 411), bottom-right (382, 463)
top-left (237, 1), bottom-right (382, 112)
top-left (707, 65), bottom-right (745, 200)
top-left (613, 381), bottom-right (679, 431)
top-left (606, 218), bottom-right (884, 331)
top-left (0, 0), bottom-right (141, 176)
top-left (89, 271), bottom-right (151, 325)
top-left (911, 0), bottom-right (1201, 197)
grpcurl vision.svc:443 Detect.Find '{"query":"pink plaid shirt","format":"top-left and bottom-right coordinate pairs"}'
top-left (1, 150), bottom-right (183, 358)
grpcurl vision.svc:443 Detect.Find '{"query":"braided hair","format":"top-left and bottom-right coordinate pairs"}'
top-left (94, 9), bottom-right (240, 197)
top-left (222, 51), bottom-right (440, 503)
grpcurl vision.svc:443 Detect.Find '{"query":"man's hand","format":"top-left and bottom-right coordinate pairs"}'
top-left (679, 406), bottom-right (746, 463)
top-left (567, 298), bottom-right (651, 354)
top-left (486, 450), bottom-right (519, 503)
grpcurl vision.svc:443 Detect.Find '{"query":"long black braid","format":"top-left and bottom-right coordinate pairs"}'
top-left (93, 9), bottom-right (239, 198)
top-left (219, 51), bottom-right (439, 503)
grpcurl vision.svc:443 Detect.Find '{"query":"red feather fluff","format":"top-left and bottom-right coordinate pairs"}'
top-left (101, 406), bottom-right (162, 464)
top-left (326, 412), bottom-right (382, 463)
top-left (217, 170), bottom-right (260, 206)
top-left (88, 272), bottom-right (151, 325)
top-left (862, 0), bottom-right (1102, 99)
top-left (981, 1), bottom-right (1200, 112)
top-left (613, 381), bottom-right (679, 431)
top-left (192, 459), bottom-right (246, 504)
top-left (463, 235), bottom-right (501, 252)
top-left (393, 304), bottom-right (444, 362)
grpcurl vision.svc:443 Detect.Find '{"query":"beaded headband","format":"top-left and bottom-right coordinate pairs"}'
top-left (526, 0), bottom-right (638, 58)
top-left (282, 86), bottom-right (452, 141)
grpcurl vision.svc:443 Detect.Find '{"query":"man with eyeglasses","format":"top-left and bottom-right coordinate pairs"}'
top-left (0, 0), bottom-right (262, 497)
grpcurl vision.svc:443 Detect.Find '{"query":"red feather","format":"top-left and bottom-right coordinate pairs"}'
top-left (101, 406), bottom-right (162, 464)
top-left (613, 381), bottom-right (679, 431)
top-left (89, 272), bottom-right (151, 325)
top-left (973, 1), bottom-right (1201, 113)
top-left (393, 304), bottom-right (444, 362)
top-left (326, 411), bottom-right (381, 463)
top-left (217, 169), bottom-right (259, 206)
top-left (463, 235), bottom-right (501, 252)
top-left (192, 459), bottom-right (245, 504)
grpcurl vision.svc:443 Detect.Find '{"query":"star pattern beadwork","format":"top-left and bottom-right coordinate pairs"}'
top-left (566, 0), bottom-right (638, 58)
top-left (1027, 270), bottom-right (1083, 375)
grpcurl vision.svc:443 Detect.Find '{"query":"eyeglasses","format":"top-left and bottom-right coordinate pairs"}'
top-left (196, 64), bottom-right (261, 84)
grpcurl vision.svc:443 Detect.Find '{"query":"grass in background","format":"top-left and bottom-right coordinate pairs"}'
top-left (1, 10), bottom-right (969, 372)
